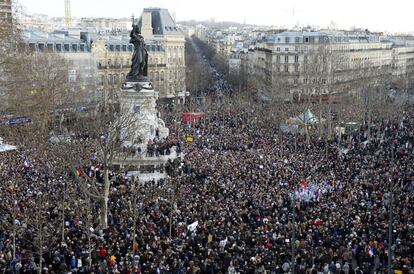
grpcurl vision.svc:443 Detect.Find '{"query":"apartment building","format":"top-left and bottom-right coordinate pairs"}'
top-left (252, 31), bottom-right (414, 99)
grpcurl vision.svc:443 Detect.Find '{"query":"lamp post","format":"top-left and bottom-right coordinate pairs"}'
top-left (388, 146), bottom-right (395, 274)
top-left (387, 176), bottom-right (393, 274)
top-left (285, 166), bottom-right (297, 274)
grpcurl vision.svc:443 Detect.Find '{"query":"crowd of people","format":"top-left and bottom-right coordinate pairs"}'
top-left (146, 139), bottom-right (181, 158)
top-left (0, 98), bottom-right (414, 273)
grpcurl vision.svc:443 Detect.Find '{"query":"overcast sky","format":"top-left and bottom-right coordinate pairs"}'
top-left (18, 0), bottom-right (414, 33)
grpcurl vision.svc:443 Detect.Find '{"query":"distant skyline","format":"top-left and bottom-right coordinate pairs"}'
top-left (18, 0), bottom-right (414, 33)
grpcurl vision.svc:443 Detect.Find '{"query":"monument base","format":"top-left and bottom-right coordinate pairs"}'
top-left (114, 79), bottom-right (179, 182)
top-left (113, 147), bottom-right (182, 182)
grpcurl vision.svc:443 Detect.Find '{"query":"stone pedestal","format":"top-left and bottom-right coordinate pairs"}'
top-left (114, 80), bottom-right (178, 182)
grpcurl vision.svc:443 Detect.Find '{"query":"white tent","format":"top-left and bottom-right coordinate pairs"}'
top-left (294, 109), bottom-right (320, 125)
top-left (0, 138), bottom-right (17, 152)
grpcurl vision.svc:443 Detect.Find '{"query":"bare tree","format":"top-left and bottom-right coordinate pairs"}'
top-left (73, 95), bottom-right (147, 229)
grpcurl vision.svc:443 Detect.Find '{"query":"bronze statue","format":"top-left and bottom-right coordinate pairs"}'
top-left (127, 22), bottom-right (148, 81)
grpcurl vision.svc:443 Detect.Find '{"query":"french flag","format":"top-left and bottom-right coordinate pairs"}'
top-left (368, 248), bottom-right (375, 257)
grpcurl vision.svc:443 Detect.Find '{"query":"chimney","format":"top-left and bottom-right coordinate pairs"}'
top-left (141, 11), bottom-right (153, 38)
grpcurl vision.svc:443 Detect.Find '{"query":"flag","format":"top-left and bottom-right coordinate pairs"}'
top-left (208, 234), bottom-right (213, 243)
top-left (133, 242), bottom-right (139, 251)
top-left (186, 135), bottom-right (194, 142)
top-left (368, 248), bottom-right (375, 257)
top-left (75, 167), bottom-right (82, 177)
top-left (219, 237), bottom-right (228, 248)
top-left (30, 88), bottom-right (39, 95)
top-left (300, 178), bottom-right (308, 188)
top-left (187, 221), bottom-right (198, 232)
top-left (23, 160), bottom-right (30, 168)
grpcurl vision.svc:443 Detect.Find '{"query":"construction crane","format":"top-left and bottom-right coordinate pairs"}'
top-left (64, 0), bottom-right (72, 27)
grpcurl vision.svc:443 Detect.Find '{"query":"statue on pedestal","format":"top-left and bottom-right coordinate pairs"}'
top-left (127, 18), bottom-right (148, 82)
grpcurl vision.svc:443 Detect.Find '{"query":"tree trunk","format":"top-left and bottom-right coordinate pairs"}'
top-left (61, 201), bottom-right (65, 244)
top-left (100, 167), bottom-right (110, 229)
top-left (38, 214), bottom-right (43, 274)
top-left (367, 108), bottom-right (372, 141)
top-left (38, 235), bottom-right (43, 274)
top-left (328, 98), bottom-right (332, 139)
top-left (12, 211), bottom-right (16, 260)
top-left (86, 197), bottom-right (92, 270)
top-left (319, 96), bottom-right (323, 137)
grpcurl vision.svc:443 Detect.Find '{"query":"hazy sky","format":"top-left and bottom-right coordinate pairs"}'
top-left (18, 0), bottom-right (414, 33)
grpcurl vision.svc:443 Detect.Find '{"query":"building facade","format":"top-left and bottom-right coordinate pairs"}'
top-left (23, 30), bottom-right (99, 104)
top-left (138, 8), bottom-right (186, 101)
top-left (252, 31), bottom-right (414, 100)
top-left (0, 0), bottom-right (12, 22)
top-left (21, 8), bottom-right (187, 103)
top-left (90, 8), bottom-right (187, 101)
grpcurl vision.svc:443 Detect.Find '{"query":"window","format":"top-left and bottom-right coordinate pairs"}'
top-left (295, 37), bottom-right (300, 43)
top-left (295, 46), bottom-right (299, 52)
top-left (322, 79), bottom-right (327, 84)
top-left (294, 78), bottom-right (299, 84)
top-left (284, 65), bottom-right (289, 72)
top-left (276, 47), bottom-right (280, 52)
top-left (304, 78), bottom-right (308, 84)
top-left (304, 37), bottom-right (309, 43)
top-left (285, 56), bottom-right (289, 63)
top-left (133, 106), bottom-right (140, 113)
top-left (285, 47), bottom-right (289, 52)
top-left (285, 37), bottom-right (290, 43)
top-left (304, 56), bottom-right (308, 63)
top-left (294, 56), bottom-right (299, 63)
top-left (276, 55), bottom-right (280, 63)
top-left (295, 65), bottom-right (299, 72)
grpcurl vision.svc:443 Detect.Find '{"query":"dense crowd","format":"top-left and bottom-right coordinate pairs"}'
top-left (1, 100), bottom-right (414, 273)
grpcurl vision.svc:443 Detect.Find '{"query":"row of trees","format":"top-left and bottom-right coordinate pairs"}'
top-left (0, 10), bottom-right (83, 136)
top-left (191, 35), bottom-right (229, 78)
top-left (188, 32), bottom-right (414, 143)
top-left (184, 38), bottom-right (212, 97)
top-left (0, 2), bottom-right (147, 256)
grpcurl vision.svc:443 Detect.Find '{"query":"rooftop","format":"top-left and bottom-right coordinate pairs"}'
top-left (137, 8), bottom-right (183, 36)
top-left (265, 31), bottom-right (382, 44)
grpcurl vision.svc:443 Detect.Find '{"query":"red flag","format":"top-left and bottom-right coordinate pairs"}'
top-left (75, 168), bottom-right (82, 177)
top-left (300, 178), bottom-right (308, 188)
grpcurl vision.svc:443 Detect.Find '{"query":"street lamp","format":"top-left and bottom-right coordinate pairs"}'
top-left (388, 145), bottom-right (395, 274)
top-left (285, 165), bottom-right (297, 274)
